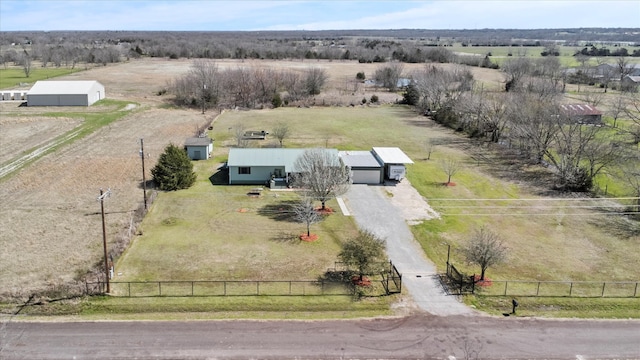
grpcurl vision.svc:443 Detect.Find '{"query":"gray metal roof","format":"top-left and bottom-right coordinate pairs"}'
top-left (339, 151), bottom-right (381, 168)
top-left (372, 147), bottom-right (414, 164)
top-left (228, 148), bottom-right (339, 172)
top-left (184, 137), bottom-right (213, 146)
top-left (28, 81), bottom-right (103, 95)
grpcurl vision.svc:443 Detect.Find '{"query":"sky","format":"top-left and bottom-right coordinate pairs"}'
top-left (0, 0), bottom-right (638, 32)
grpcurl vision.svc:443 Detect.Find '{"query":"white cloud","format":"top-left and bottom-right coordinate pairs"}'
top-left (1, 0), bottom-right (638, 31)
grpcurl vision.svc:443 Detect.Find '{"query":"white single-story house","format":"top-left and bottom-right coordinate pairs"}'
top-left (227, 148), bottom-right (340, 185)
top-left (185, 137), bottom-right (213, 160)
top-left (372, 147), bottom-right (414, 181)
top-left (26, 80), bottom-right (105, 106)
top-left (227, 147), bottom-right (413, 186)
top-left (339, 150), bottom-right (383, 184)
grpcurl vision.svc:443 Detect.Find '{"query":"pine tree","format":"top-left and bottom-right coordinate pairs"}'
top-left (151, 144), bottom-right (197, 191)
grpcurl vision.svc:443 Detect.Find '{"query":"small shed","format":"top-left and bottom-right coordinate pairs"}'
top-left (27, 80), bottom-right (105, 106)
top-left (559, 104), bottom-right (603, 124)
top-left (339, 151), bottom-right (383, 184)
top-left (372, 147), bottom-right (414, 181)
top-left (185, 137), bottom-right (213, 160)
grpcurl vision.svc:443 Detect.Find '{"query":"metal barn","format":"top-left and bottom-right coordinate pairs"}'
top-left (27, 81), bottom-right (105, 106)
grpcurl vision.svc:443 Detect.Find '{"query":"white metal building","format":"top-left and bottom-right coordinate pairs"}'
top-left (27, 80), bottom-right (105, 106)
top-left (372, 147), bottom-right (414, 181)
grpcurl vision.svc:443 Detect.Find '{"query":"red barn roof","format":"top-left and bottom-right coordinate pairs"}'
top-left (560, 104), bottom-right (602, 116)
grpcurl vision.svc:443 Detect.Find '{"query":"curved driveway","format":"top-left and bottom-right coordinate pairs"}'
top-left (343, 184), bottom-right (474, 316)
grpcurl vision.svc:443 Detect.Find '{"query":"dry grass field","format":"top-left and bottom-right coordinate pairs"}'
top-left (3, 56), bottom-right (634, 305)
top-left (0, 58), bottom-right (453, 298)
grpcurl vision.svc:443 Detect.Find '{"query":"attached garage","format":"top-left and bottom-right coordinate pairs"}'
top-left (339, 151), bottom-right (383, 184)
top-left (27, 80), bottom-right (105, 106)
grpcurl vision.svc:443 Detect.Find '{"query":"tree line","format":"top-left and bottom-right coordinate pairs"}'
top-left (403, 57), bottom-right (640, 199)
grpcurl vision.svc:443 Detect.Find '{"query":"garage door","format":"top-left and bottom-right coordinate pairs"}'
top-left (351, 169), bottom-right (381, 184)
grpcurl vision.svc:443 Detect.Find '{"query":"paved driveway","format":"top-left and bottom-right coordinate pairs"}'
top-left (343, 183), bottom-right (474, 316)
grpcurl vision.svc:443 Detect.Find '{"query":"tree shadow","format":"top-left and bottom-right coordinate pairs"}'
top-left (257, 200), bottom-right (299, 222)
top-left (137, 179), bottom-right (155, 190)
top-left (268, 231), bottom-right (300, 244)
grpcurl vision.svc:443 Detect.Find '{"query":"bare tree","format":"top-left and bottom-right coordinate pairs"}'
top-left (508, 93), bottom-right (560, 163)
top-left (616, 56), bottom-right (633, 81)
top-left (502, 57), bottom-right (532, 92)
top-left (616, 151), bottom-right (640, 214)
top-left (424, 138), bottom-right (435, 160)
top-left (293, 197), bottom-right (321, 237)
top-left (292, 148), bottom-right (351, 210)
top-left (596, 57), bottom-right (615, 92)
top-left (374, 61), bottom-right (404, 91)
top-left (622, 94), bottom-right (640, 144)
top-left (463, 227), bottom-right (507, 281)
top-left (607, 93), bottom-right (627, 128)
top-left (233, 124), bottom-right (249, 148)
top-left (543, 109), bottom-right (610, 191)
top-left (304, 67), bottom-right (328, 96)
top-left (440, 158), bottom-right (461, 184)
top-left (272, 122), bottom-right (290, 148)
top-left (20, 49), bottom-right (32, 78)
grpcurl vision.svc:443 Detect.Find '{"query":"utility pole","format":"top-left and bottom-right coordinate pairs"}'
top-left (98, 188), bottom-right (111, 293)
top-left (139, 138), bottom-right (147, 211)
top-left (202, 84), bottom-right (207, 114)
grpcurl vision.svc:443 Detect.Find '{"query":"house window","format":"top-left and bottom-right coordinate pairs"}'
top-left (239, 167), bottom-right (251, 175)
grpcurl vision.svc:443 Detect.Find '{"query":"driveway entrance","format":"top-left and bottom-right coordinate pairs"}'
top-left (343, 182), bottom-right (474, 316)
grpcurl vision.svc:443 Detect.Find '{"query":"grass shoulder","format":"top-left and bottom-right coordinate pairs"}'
top-left (4, 295), bottom-right (396, 320)
top-left (465, 295), bottom-right (640, 319)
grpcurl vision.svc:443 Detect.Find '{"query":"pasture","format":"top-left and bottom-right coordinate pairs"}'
top-left (1, 58), bottom-right (638, 319)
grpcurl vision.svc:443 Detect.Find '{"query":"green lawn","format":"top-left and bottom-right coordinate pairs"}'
top-left (110, 105), bottom-right (639, 319)
top-left (0, 66), bottom-right (84, 89)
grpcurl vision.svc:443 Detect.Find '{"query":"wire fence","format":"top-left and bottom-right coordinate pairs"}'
top-left (474, 280), bottom-right (639, 298)
top-left (86, 261), bottom-right (404, 298)
top-left (88, 280), bottom-right (356, 297)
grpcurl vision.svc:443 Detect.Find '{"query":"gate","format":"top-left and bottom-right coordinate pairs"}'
top-left (381, 261), bottom-right (402, 294)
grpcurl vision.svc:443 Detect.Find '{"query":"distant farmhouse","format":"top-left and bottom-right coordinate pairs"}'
top-left (26, 80), bottom-right (105, 106)
top-left (621, 75), bottom-right (640, 92)
top-left (226, 147), bottom-right (413, 187)
top-left (560, 104), bottom-right (603, 124)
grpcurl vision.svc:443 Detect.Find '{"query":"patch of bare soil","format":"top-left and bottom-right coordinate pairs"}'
top-left (0, 115), bottom-right (82, 164)
top-left (385, 179), bottom-right (441, 225)
top-left (0, 107), bottom-right (210, 298)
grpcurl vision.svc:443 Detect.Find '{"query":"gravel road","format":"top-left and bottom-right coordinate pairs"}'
top-left (343, 181), bottom-right (474, 316)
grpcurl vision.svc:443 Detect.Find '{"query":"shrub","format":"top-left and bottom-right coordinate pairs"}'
top-left (356, 72), bottom-right (365, 80)
top-left (151, 144), bottom-right (197, 191)
top-left (370, 94), bottom-right (379, 103)
top-left (272, 93), bottom-right (283, 108)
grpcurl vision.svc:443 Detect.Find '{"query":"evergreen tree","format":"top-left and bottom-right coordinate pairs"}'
top-left (151, 144), bottom-right (197, 191)
top-left (402, 82), bottom-right (420, 105)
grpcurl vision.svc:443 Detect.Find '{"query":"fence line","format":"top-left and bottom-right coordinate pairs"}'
top-left (475, 280), bottom-right (639, 298)
top-left (88, 280), bottom-right (358, 297)
top-left (88, 261), bottom-right (404, 298)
